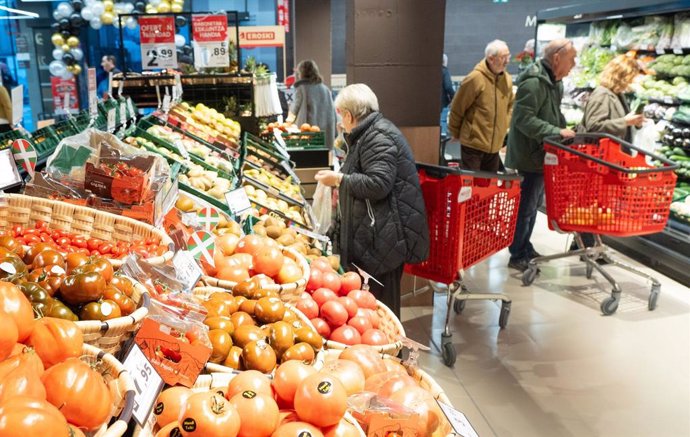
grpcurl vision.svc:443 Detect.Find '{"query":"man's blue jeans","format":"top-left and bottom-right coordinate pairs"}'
top-left (440, 106), bottom-right (450, 137)
top-left (509, 171), bottom-right (545, 262)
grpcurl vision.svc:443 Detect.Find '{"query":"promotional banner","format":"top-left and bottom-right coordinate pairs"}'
top-left (229, 25), bottom-right (286, 48)
top-left (192, 14), bottom-right (229, 68)
top-left (50, 77), bottom-right (79, 114)
top-left (139, 16), bottom-right (177, 70)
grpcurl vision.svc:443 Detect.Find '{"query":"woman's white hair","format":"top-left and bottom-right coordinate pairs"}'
top-left (485, 39), bottom-right (508, 58)
top-left (334, 83), bottom-right (379, 120)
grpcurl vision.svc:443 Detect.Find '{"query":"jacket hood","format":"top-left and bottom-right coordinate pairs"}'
top-left (345, 111), bottom-right (382, 146)
top-left (475, 59), bottom-right (504, 83)
top-left (517, 59), bottom-right (554, 86)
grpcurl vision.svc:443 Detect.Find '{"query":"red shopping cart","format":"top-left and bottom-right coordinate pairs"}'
top-left (522, 134), bottom-right (678, 315)
top-left (405, 163), bottom-right (522, 367)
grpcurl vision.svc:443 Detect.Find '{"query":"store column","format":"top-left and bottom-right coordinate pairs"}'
top-left (294, 0), bottom-right (332, 86)
top-left (346, 0), bottom-right (445, 164)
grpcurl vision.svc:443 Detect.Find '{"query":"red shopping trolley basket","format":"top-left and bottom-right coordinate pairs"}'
top-left (543, 134), bottom-right (678, 237)
top-left (405, 163), bottom-right (523, 284)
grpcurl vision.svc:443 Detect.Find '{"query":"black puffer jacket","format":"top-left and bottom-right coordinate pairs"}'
top-left (337, 112), bottom-right (429, 276)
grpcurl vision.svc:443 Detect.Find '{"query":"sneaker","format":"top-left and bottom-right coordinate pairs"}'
top-left (508, 258), bottom-right (530, 272)
top-left (529, 249), bottom-right (542, 259)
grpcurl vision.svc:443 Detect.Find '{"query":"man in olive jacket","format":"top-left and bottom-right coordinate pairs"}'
top-left (505, 39), bottom-right (577, 272)
top-left (449, 40), bottom-right (514, 171)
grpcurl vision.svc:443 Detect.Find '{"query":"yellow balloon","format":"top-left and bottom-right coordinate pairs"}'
top-left (72, 64), bottom-right (82, 75)
top-left (66, 36), bottom-right (80, 48)
top-left (145, 4), bottom-right (155, 13)
top-left (51, 33), bottom-right (65, 47)
top-left (103, 0), bottom-right (114, 11)
top-left (157, 1), bottom-right (170, 13)
top-left (172, 0), bottom-right (184, 5)
top-left (61, 44), bottom-right (71, 52)
top-left (101, 11), bottom-right (114, 25)
top-left (171, 3), bottom-right (182, 12)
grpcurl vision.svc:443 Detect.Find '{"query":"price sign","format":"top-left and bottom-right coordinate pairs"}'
top-left (174, 140), bottom-right (190, 159)
top-left (120, 101), bottom-right (127, 127)
top-left (127, 97), bottom-right (136, 119)
top-left (656, 47), bottom-right (666, 55)
top-left (87, 68), bottom-right (98, 117)
top-left (224, 187), bottom-right (252, 215)
top-left (107, 71), bottom-right (113, 97)
top-left (192, 14), bottom-right (230, 68)
top-left (674, 47), bottom-right (684, 54)
top-left (107, 108), bottom-right (116, 132)
top-left (62, 92), bottom-right (71, 113)
top-left (172, 250), bottom-right (203, 292)
top-left (11, 86), bottom-right (23, 125)
top-left (290, 224), bottom-right (329, 242)
top-left (162, 94), bottom-right (171, 113)
top-left (436, 401), bottom-right (479, 437)
top-left (123, 344), bottom-right (164, 426)
top-left (0, 149), bottom-right (21, 190)
top-left (139, 16), bottom-right (177, 70)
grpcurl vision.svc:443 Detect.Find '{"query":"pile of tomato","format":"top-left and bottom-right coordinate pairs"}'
top-left (0, 282), bottom-right (114, 435)
top-left (0, 221), bottom-right (168, 260)
top-left (0, 240), bottom-right (137, 321)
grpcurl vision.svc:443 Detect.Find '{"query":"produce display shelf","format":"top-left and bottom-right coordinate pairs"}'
top-left (241, 174), bottom-right (305, 208)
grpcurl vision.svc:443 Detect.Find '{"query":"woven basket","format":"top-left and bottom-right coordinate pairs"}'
top-left (0, 194), bottom-right (174, 267)
top-left (324, 300), bottom-right (404, 355)
top-left (202, 246), bottom-right (310, 303)
top-left (76, 279), bottom-right (150, 356)
top-left (192, 286), bottom-right (326, 373)
top-left (134, 372), bottom-right (365, 437)
top-left (82, 343), bottom-right (136, 437)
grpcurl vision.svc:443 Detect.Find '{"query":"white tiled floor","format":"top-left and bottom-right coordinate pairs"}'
top-left (402, 212), bottom-right (690, 437)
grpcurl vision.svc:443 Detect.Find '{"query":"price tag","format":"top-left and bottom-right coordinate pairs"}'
top-left (224, 187), bottom-right (252, 215)
top-left (122, 344), bottom-right (164, 427)
top-left (155, 85), bottom-right (161, 109)
top-left (107, 108), bottom-right (116, 132)
top-left (11, 86), bottom-right (22, 125)
top-left (118, 75), bottom-right (124, 98)
top-left (174, 140), bottom-right (190, 160)
top-left (88, 68), bottom-right (98, 117)
top-left (62, 92), bottom-right (71, 113)
top-left (544, 152), bottom-right (559, 166)
top-left (610, 45), bottom-right (618, 51)
top-left (656, 47), bottom-right (666, 55)
top-left (173, 73), bottom-right (182, 101)
top-left (664, 96), bottom-right (674, 104)
top-left (436, 401), bottom-right (479, 437)
top-left (193, 41), bottom-right (230, 69)
top-left (172, 250), bottom-right (203, 292)
top-left (120, 101), bottom-right (127, 127)
top-left (162, 94), bottom-right (172, 113)
top-left (290, 224), bottom-right (329, 242)
top-left (192, 14), bottom-right (230, 68)
top-left (674, 47), bottom-right (684, 54)
top-left (127, 97), bottom-right (136, 119)
top-left (0, 149), bottom-right (22, 189)
top-left (272, 128), bottom-right (290, 156)
top-left (140, 16), bottom-right (177, 70)
top-left (181, 211), bottom-right (201, 228)
top-left (107, 71), bottom-right (113, 97)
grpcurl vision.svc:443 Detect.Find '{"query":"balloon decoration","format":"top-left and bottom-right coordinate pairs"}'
top-left (49, 0), bottom-right (187, 78)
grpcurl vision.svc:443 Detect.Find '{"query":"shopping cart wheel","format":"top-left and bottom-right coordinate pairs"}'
top-left (600, 296), bottom-right (619, 315)
top-left (499, 301), bottom-right (511, 329)
top-left (453, 299), bottom-right (466, 315)
top-left (441, 333), bottom-right (456, 367)
top-left (522, 267), bottom-right (538, 286)
top-left (648, 285), bottom-right (660, 311)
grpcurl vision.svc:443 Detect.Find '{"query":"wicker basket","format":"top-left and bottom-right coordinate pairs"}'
top-left (324, 300), bottom-right (405, 355)
top-left (192, 286), bottom-right (326, 373)
top-left (0, 194), bottom-right (174, 267)
top-left (134, 372), bottom-right (365, 437)
top-left (82, 343), bottom-right (136, 437)
top-left (76, 278), bottom-right (150, 356)
top-left (202, 246), bottom-right (310, 303)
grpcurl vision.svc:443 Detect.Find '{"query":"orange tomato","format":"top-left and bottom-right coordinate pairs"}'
top-left (294, 374), bottom-right (347, 428)
top-left (228, 253), bottom-right (253, 270)
top-left (0, 347), bottom-right (44, 381)
top-left (26, 317), bottom-right (83, 368)
top-left (277, 257), bottom-right (302, 284)
top-left (216, 265), bottom-right (250, 283)
top-left (252, 247), bottom-right (284, 278)
top-left (154, 386), bottom-right (193, 428)
top-left (271, 421), bottom-right (324, 437)
top-left (0, 396), bottom-right (70, 436)
top-left (226, 370), bottom-right (272, 400)
top-left (155, 421), bottom-right (182, 437)
top-left (0, 363), bottom-right (46, 403)
top-left (272, 360), bottom-right (317, 406)
top-left (178, 392), bottom-right (240, 437)
top-left (0, 311), bottom-right (18, 361)
top-left (235, 235), bottom-right (267, 256)
top-left (323, 418), bottom-right (361, 437)
top-left (228, 390), bottom-right (279, 437)
top-left (0, 281), bottom-right (35, 342)
top-left (319, 359), bottom-right (365, 396)
top-left (216, 234), bottom-right (240, 256)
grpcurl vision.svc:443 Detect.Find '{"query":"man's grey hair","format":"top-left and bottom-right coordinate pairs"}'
top-left (334, 83), bottom-right (379, 121)
top-left (485, 40), bottom-right (509, 58)
top-left (543, 38), bottom-right (573, 61)
top-left (443, 53), bottom-right (448, 67)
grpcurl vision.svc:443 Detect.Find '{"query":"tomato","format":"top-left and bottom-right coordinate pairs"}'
top-left (347, 290), bottom-right (377, 311)
top-left (178, 392), bottom-right (240, 437)
top-left (339, 346), bottom-right (387, 378)
top-left (276, 257), bottom-right (302, 285)
top-left (0, 311), bottom-right (18, 361)
top-left (280, 342), bottom-right (315, 364)
top-left (102, 285), bottom-right (136, 315)
top-left (272, 360), bottom-right (317, 406)
top-left (295, 298), bottom-right (319, 320)
top-left (86, 238), bottom-right (102, 252)
top-left (42, 357), bottom-right (113, 430)
top-left (329, 326), bottom-right (361, 345)
top-left (252, 246), bottom-right (284, 278)
top-left (68, 424), bottom-right (87, 437)
top-left (363, 309), bottom-right (380, 328)
top-left (39, 233), bottom-right (53, 243)
top-left (24, 234), bottom-right (40, 245)
top-left (26, 317), bottom-right (83, 368)
top-left (242, 339), bottom-right (277, 373)
top-left (0, 362), bottom-right (46, 402)
top-left (98, 243), bottom-right (113, 255)
top-left (18, 282), bottom-right (52, 307)
top-left (312, 288), bottom-right (337, 307)
top-left (73, 257), bottom-right (113, 283)
top-left (43, 299), bottom-right (78, 321)
top-left (0, 347), bottom-right (44, 383)
top-left (25, 265), bottom-right (65, 296)
top-left (310, 258), bottom-right (333, 273)
top-left (254, 297), bottom-right (286, 324)
top-left (0, 253), bottom-right (27, 281)
top-left (155, 421), bottom-right (182, 437)
top-left (71, 237), bottom-right (87, 249)
top-left (306, 268), bottom-right (323, 292)
top-left (229, 311), bottom-right (255, 328)
top-left (0, 396), bottom-right (70, 436)
top-left (320, 301), bottom-right (348, 328)
top-left (110, 275), bottom-right (135, 297)
top-left (376, 373), bottom-right (417, 399)
top-left (223, 346), bottom-right (243, 370)
top-left (272, 421), bottom-right (324, 437)
top-left (59, 272), bottom-right (106, 305)
top-left (320, 359), bottom-right (365, 396)
top-left (228, 390), bottom-right (279, 437)
top-left (361, 328), bottom-right (388, 346)
top-left (154, 386), bottom-right (193, 428)
top-left (338, 272), bottom-right (361, 296)
top-left (216, 265), bottom-right (250, 283)
top-left (56, 236), bottom-right (71, 247)
top-left (323, 418), bottom-right (362, 437)
top-left (294, 373), bottom-right (347, 427)
top-left (226, 370), bottom-right (272, 400)
top-left (65, 253), bottom-right (89, 274)
top-left (310, 317), bottom-right (331, 339)
top-left (347, 316), bottom-right (373, 336)
top-left (320, 271), bottom-right (341, 293)
top-left (0, 281), bottom-right (35, 342)
top-left (0, 235), bottom-right (25, 258)
top-left (389, 386), bottom-right (442, 435)
top-left (209, 329), bottom-right (232, 364)
top-left (80, 299), bottom-right (122, 321)
top-left (216, 233), bottom-right (240, 256)
top-left (235, 235), bottom-right (267, 256)
top-left (294, 326), bottom-right (323, 350)
top-left (11, 225), bottom-right (24, 237)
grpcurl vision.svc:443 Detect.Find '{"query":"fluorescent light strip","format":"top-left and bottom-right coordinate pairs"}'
top-left (0, 5), bottom-right (39, 19)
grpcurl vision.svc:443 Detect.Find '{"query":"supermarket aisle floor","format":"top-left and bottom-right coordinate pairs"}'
top-left (401, 212), bottom-right (690, 437)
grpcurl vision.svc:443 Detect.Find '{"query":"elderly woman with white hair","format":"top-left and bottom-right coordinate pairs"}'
top-left (315, 84), bottom-right (429, 318)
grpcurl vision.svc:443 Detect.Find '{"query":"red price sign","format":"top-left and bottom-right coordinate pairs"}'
top-left (139, 16), bottom-right (177, 70)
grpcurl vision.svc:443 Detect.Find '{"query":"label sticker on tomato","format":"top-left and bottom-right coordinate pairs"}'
top-left (242, 390), bottom-right (257, 399)
top-left (317, 380), bottom-right (332, 394)
top-left (122, 343), bottom-right (164, 426)
top-left (186, 230), bottom-right (215, 267)
top-left (0, 262), bottom-right (16, 275)
top-left (182, 418), bottom-right (197, 432)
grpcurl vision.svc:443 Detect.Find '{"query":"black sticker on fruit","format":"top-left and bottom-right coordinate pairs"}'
top-left (182, 418), bottom-right (197, 432)
top-left (317, 381), bottom-right (332, 394)
top-left (242, 390), bottom-right (257, 399)
top-left (170, 427), bottom-right (182, 437)
top-left (154, 402), bottom-right (164, 415)
top-left (298, 432), bottom-right (313, 437)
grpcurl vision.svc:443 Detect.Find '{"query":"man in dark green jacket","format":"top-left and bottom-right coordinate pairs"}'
top-left (505, 39), bottom-right (577, 271)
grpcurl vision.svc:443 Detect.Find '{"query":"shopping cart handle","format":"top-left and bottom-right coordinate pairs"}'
top-left (415, 162), bottom-right (523, 181)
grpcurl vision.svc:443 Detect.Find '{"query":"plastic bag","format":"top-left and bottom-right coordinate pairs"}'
top-left (633, 120), bottom-right (663, 154)
top-left (312, 182), bottom-right (333, 234)
top-left (672, 13), bottom-right (690, 49)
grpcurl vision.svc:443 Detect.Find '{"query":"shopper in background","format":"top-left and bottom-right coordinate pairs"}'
top-left (448, 40), bottom-right (514, 171)
top-left (314, 83), bottom-right (429, 318)
top-left (286, 60), bottom-right (336, 149)
top-left (576, 55), bottom-right (644, 253)
top-left (97, 55), bottom-right (121, 98)
top-left (0, 84), bottom-right (12, 134)
top-left (440, 53), bottom-right (455, 137)
top-left (515, 39), bottom-right (536, 75)
top-left (505, 38), bottom-right (577, 272)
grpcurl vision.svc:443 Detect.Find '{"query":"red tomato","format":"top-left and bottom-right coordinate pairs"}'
top-left (306, 268), bottom-right (323, 292)
top-left (86, 238), bottom-right (102, 251)
top-left (11, 225), bottom-right (24, 237)
top-left (252, 246), bottom-right (284, 278)
top-left (272, 421), bottom-right (324, 437)
top-left (71, 237), bottom-right (87, 249)
top-left (56, 237), bottom-right (70, 247)
top-left (98, 243), bottom-right (113, 254)
top-left (272, 360), bottom-right (317, 406)
top-left (330, 326), bottom-right (361, 346)
top-left (321, 271), bottom-right (341, 293)
top-left (178, 392), bottom-right (240, 437)
top-left (363, 309), bottom-right (380, 328)
top-left (347, 290), bottom-right (377, 310)
top-left (309, 317), bottom-right (331, 339)
top-left (295, 298), bottom-right (319, 320)
top-left (228, 390), bottom-right (279, 437)
top-left (0, 363), bottom-right (46, 403)
top-left (336, 296), bottom-right (358, 319)
top-left (320, 301), bottom-right (348, 328)
top-left (312, 288), bottom-right (337, 307)
top-left (347, 316), bottom-right (373, 335)
top-left (310, 257), bottom-right (333, 273)
top-left (24, 234), bottom-right (40, 244)
top-left (361, 329), bottom-right (388, 346)
top-left (339, 272), bottom-right (362, 296)
top-left (294, 373), bottom-right (347, 428)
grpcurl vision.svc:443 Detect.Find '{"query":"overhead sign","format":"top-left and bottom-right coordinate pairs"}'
top-left (192, 14), bottom-right (230, 68)
top-left (139, 16), bottom-right (177, 70)
top-left (229, 25), bottom-right (286, 48)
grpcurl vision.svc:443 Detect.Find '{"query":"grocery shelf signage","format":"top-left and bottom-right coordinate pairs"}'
top-left (229, 25), bottom-right (286, 48)
top-left (191, 14), bottom-right (230, 69)
top-left (139, 16), bottom-right (178, 70)
top-left (50, 77), bottom-right (79, 114)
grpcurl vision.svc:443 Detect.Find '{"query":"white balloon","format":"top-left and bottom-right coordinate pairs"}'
top-left (125, 17), bottom-right (137, 30)
top-left (149, 0), bottom-right (161, 6)
top-left (52, 9), bottom-right (63, 20)
top-left (49, 60), bottom-right (66, 77)
top-left (61, 70), bottom-right (74, 80)
top-left (56, 2), bottom-right (73, 18)
top-left (90, 17), bottom-right (102, 29)
top-left (80, 7), bottom-right (94, 21)
top-left (85, 0), bottom-right (95, 5)
top-left (123, 2), bottom-right (134, 13)
top-left (71, 47), bottom-right (84, 61)
top-left (174, 34), bottom-right (185, 47)
top-left (52, 48), bottom-right (64, 60)
top-left (91, 2), bottom-right (105, 16)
